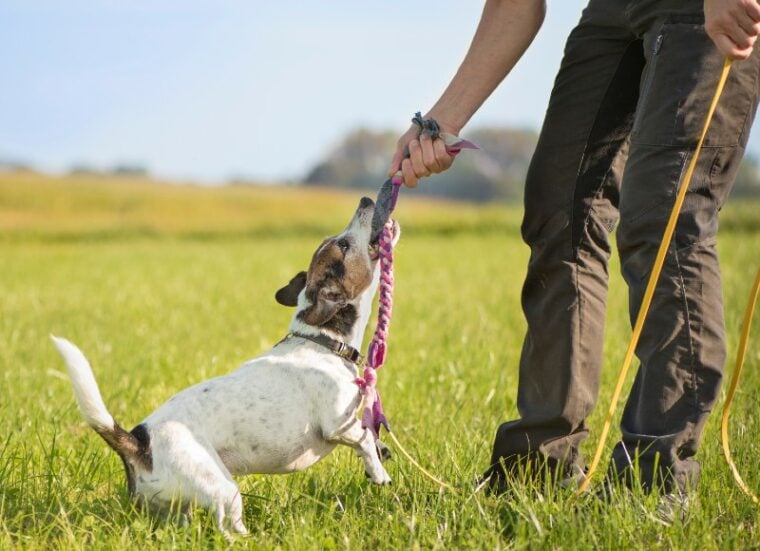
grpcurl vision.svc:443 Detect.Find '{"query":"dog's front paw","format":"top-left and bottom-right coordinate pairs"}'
top-left (365, 466), bottom-right (392, 485)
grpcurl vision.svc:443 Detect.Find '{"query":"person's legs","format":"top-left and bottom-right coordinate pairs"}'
top-left (611, 11), bottom-right (760, 494)
top-left (487, 0), bottom-right (642, 485)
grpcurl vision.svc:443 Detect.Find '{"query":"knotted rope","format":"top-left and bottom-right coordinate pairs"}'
top-left (355, 216), bottom-right (396, 436)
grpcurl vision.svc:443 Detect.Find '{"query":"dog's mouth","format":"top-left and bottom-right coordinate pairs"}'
top-left (368, 242), bottom-right (380, 260)
top-left (368, 220), bottom-right (398, 259)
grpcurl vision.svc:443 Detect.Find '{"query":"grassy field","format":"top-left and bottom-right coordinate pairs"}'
top-left (1, 172), bottom-right (759, 549)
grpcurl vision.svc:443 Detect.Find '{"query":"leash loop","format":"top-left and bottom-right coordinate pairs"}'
top-left (721, 267), bottom-right (760, 504)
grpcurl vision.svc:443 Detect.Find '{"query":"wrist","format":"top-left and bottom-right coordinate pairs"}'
top-left (425, 109), bottom-right (465, 136)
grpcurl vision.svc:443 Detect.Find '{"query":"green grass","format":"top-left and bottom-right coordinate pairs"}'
top-left (1, 174), bottom-right (759, 549)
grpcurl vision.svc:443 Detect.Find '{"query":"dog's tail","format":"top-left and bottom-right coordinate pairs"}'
top-left (51, 336), bottom-right (151, 489)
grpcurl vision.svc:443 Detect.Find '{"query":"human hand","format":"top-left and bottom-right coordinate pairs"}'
top-left (705, 0), bottom-right (760, 60)
top-left (387, 121), bottom-right (459, 188)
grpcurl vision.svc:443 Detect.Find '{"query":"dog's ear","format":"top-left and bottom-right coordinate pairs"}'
top-left (301, 287), bottom-right (345, 326)
top-left (275, 271), bottom-right (307, 307)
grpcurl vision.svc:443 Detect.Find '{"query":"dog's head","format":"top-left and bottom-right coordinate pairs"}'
top-left (276, 197), bottom-right (398, 330)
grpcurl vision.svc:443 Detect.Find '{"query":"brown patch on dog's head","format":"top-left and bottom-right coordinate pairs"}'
top-left (303, 238), bottom-right (369, 325)
top-left (298, 235), bottom-right (373, 327)
top-left (273, 238), bottom-right (372, 328)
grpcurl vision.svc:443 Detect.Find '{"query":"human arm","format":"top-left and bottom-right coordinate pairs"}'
top-left (389, 0), bottom-right (546, 187)
top-left (704, 0), bottom-right (760, 60)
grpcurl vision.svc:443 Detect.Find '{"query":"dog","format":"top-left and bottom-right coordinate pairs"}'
top-left (52, 196), bottom-right (396, 536)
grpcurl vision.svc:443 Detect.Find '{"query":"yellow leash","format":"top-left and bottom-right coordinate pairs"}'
top-left (386, 431), bottom-right (460, 494)
top-left (575, 58), bottom-right (734, 496)
top-left (721, 268), bottom-right (760, 504)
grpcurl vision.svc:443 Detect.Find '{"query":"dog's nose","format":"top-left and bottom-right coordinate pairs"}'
top-left (359, 197), bottom-right (375, 209)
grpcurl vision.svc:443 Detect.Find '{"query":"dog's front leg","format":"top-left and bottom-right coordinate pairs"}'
top-left (326, 421), bottom-right (391, 485)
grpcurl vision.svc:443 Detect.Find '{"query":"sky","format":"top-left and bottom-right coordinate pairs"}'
top-left (2, 1), bottom-right (759, 184)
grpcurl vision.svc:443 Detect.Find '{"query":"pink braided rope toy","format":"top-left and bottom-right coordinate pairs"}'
top-left (355, 127), bottom-right (478, 439)
top-left (355, 183), bottom-right (401, 437)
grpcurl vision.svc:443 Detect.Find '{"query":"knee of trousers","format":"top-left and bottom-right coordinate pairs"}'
top-left (522, 145), bottom-right (618, 258)
top-left (520, 188), bottom-right (571, 256)
top-left (617, 204), bottom-right (720, 285)
top-left (521, 158), bottom-right (574, 255)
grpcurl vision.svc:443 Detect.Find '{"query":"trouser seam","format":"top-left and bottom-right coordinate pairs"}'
top-left (572, 262), bottom-right (582, 428)
top-left (735, 62), bottom-right (758, 146)
top-left (671, 241), bottom-right (699, 447)
top-left (575, 148), bottom-right (620, 261)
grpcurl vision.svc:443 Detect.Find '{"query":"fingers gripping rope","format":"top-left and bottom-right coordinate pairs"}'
top-left (371, 112), bottom-right (478, 239)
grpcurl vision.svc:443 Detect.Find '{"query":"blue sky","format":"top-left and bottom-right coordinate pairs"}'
top-left (1, 1), bottom-right (758, 183)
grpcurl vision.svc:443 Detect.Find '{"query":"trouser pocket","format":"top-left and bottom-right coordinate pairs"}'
top-left (631, 15), bottom-right (758, 148)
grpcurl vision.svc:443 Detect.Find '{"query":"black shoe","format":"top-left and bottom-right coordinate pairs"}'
top-left (475, 465), bottom-right (510, 496)
top-left (559, 465), bottom-right (587, 490)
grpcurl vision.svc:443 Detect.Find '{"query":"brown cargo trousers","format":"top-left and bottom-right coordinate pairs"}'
top-left (487, 0), bottom-right (760, 493)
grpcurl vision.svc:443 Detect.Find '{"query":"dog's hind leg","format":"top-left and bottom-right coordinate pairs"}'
top-left (210, 487), bottom-right (247, 539)
top-left (326, 420), bottom-right (391, 485)
top-left (213, 502), bottom-right (232, 542)
top-left (151, 424), bottom-right (248, 536)
top-left (190, 470), bottom-right (248, 537)
top-left (228, 490), bottom-right (247, 535)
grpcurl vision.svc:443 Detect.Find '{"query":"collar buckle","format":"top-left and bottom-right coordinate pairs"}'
top-left (336, 342), bottom-right (365, 366)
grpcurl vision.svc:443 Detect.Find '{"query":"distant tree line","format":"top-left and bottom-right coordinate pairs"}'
top-left (303, 127), bottom-right (760, 202)
top-left (0, 157), bottom-right (150, 179)
top-left (68, 163), bottom-right (150, 178)
top-left (3, 132), bottom-right (760, 200)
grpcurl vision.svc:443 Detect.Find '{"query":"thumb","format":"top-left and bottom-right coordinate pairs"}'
top-left (387, 149), bottom-right (404, 178)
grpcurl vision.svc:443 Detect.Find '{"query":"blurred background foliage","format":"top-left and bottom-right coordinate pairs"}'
top-left (6, 124), bottom-right (757, 205)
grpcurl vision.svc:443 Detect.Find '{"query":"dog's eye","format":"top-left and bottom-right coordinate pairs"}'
top-left (337, 238), bottom-right (350, 253)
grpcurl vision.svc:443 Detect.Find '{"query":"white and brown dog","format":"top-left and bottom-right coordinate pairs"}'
top-left (52, 197), bottom-right (396, 536)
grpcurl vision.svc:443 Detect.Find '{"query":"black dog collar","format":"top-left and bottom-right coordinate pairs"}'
top-left (280, 332), bottom-right (365, 367)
